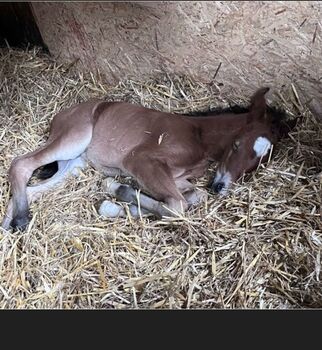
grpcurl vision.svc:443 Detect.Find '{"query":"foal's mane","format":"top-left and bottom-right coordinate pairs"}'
top-left (183, 103), bottom-right (288, 121)
top-left (184, 103), bottom-right (296, 139)
top-left (183, 104), bottom-right (249, 117)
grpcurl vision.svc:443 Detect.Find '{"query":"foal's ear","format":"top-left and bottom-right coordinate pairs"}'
top-left (247, 87), bottom-right (270, 124)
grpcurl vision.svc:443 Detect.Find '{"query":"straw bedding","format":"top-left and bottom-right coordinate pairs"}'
top-left (0, 47), bottom-right (321, 309)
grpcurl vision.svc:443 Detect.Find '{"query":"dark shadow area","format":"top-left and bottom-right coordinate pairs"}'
top-left (0, 2), bottom-right (48, 51)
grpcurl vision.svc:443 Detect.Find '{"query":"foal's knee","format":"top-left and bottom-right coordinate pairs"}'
top-left (9, 156), bottom-right (34, 183)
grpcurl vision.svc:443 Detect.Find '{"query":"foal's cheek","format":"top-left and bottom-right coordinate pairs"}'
top-left (246, 155), bottom-right (266, 174)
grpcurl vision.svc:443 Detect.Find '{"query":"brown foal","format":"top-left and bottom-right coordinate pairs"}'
top-left (2, 87), bottom-right (293, 230)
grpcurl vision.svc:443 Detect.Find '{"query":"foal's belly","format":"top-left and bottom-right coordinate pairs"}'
top-left (85, 102), bottom-right (208, 177)
top-left (86, 133), bottom-right (145, 170)
top-left (86, 142), bottom-right (132, 170)
top-left (86, 109), bottom-right (153, 170)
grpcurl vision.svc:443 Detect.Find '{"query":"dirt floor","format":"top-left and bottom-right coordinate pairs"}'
top-left (0, 47), bottom-right (321, 309)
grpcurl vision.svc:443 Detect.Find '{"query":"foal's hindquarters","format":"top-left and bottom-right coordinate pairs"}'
top-left (2, 99), bottom-right (101, 230)
top-left (2, 99), bottom-right (206, 230)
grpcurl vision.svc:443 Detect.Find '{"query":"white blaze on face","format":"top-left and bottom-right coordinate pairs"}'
top-left (253, 137), bottom-right (271, 158)
top-left (213, 170), bottom-right (232, 195)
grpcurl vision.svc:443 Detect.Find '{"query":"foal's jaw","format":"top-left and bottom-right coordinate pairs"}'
top-left (211, 170), bottom-right (232, 196)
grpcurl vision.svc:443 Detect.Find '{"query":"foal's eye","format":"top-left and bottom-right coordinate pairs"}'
top-left (233, 140), bottom-right (240, 152)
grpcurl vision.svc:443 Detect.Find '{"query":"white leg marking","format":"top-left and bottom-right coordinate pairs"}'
top-left (99, 200), bottom-right (126, 218)
top-left (98, 200), bottom-right (150, 219)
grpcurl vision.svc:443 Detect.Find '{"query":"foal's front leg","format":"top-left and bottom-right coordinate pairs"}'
top-left (100, 177), bottom-right (206, 219)
top-left (101, 178), bottom-right (174, 218)
top-left (115, 152), bottom-right (188, 218)
top-left (175, 178), bottom-right (208, 206)
top-left (98, 191), bottom-right (151, 219)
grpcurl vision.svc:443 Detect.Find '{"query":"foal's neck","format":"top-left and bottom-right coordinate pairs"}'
top-left (189, 113), bottom-right (249, 160)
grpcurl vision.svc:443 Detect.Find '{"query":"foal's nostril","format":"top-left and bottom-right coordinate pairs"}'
top-left (212, 182), bottom-right (225, 193)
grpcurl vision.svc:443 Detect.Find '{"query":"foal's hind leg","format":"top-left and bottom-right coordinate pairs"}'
top-left (2, 157), bottom-right (86, 230)
top-left (3, 99), bottom-right (105, 231)
top-left (6, 135), bottom-right (92, 230)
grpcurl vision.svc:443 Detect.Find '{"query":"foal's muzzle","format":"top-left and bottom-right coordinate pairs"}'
top-left (211, 181), bottom-right (225, 193)
top-left (208, 170), bottom-right (232, 195)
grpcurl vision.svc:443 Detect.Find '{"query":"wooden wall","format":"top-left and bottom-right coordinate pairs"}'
top-left (17, 2), bottom-right (322, 120)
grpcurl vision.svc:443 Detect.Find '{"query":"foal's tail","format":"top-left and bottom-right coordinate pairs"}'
top-left (248, 87), bottom-right (270, 123)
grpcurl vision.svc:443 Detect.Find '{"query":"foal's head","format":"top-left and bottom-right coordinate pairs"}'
top-left (211, 87), bottom-right (295, 195)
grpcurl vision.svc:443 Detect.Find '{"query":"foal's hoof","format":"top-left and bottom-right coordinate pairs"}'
top-left (11, 214), bottom-right (31, 231)
top-left (98, 200), bottom-right (126, 218)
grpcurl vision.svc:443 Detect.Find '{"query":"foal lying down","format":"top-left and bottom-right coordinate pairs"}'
top-left (2, 87), bottom-right (294, 231)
